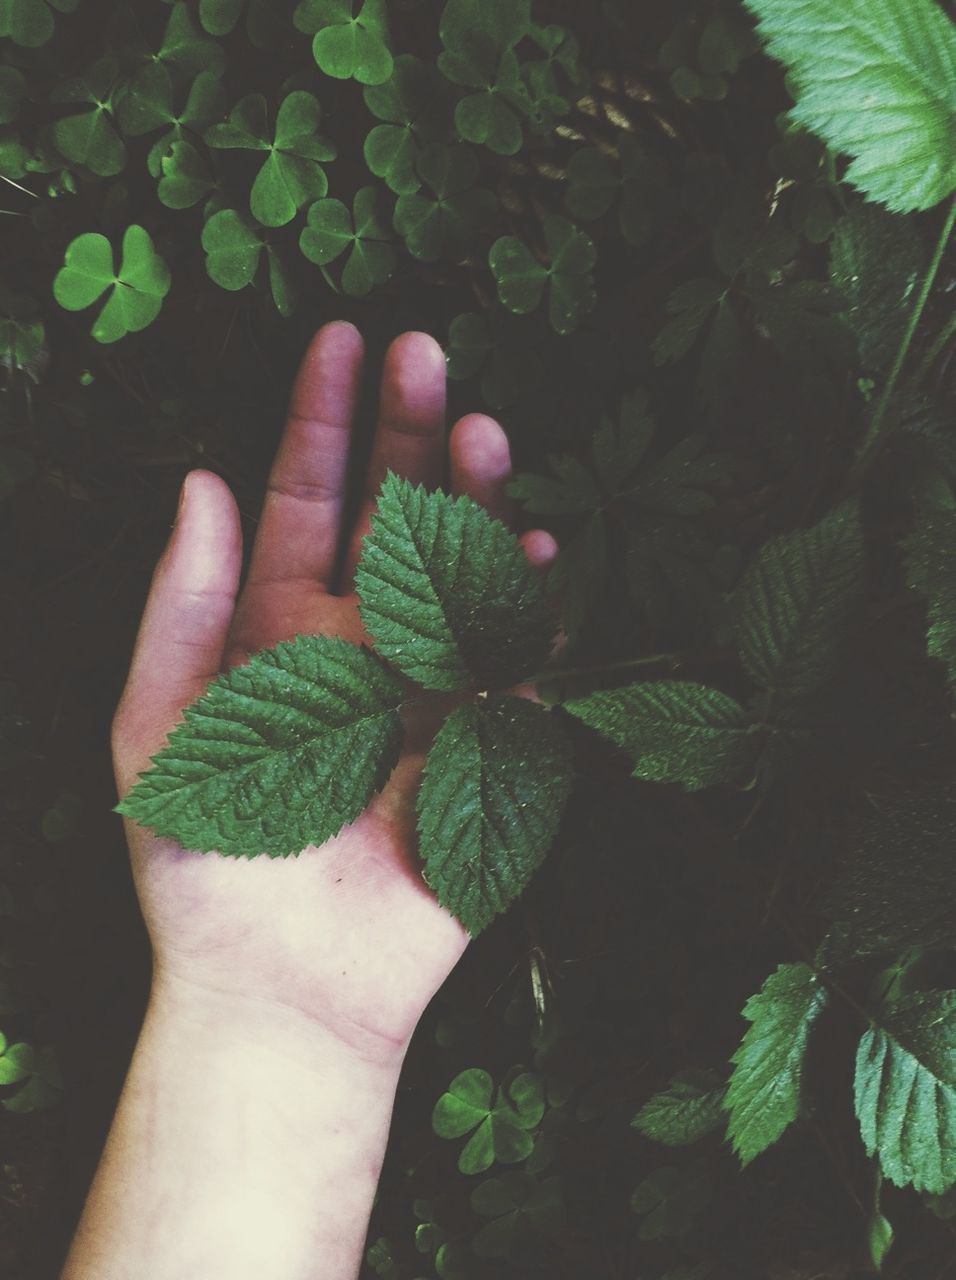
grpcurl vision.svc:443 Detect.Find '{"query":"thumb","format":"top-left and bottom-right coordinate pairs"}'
top-left (112, 470), bottom-right (243, 795)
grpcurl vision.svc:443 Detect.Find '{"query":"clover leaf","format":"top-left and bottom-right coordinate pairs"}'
top-left (439, 0), bottom-right (531, 57)
top-left (471, 1173), bottom-right (565, 1259)
top-left (300, 186), bottom-right (395, 297)
top-left (393, 143), bottom-right (496, 262)
top-left (117, 66), bottom-right (225, 183)
top-left (157, 138), bottom-right (216, 209)
top-left (631, 1161), bottom-right (713, 1241)
top-left (0, 67), bottom-right (26, 124)
top-left (200, 208), bottom-right (296, 316)
top-left (566, 134), bottom-right (672, 246)
top-left (199, 0), bottom-right (285, 46)
top-left (445, 309), bottom-right (547, 411)
top-left (293, 0), bottom-right (393, 85)
top-left (204, 91), bottom-right (335, 227)
top-left (432, 1068), bottom-right (545, 1174)
top-left (0, 290), bottom-right (47, 383)
top-left (490, 214), bottom-right (596, 336)
top-left (439, 45), bottom-right (527, 156)
top-left (363, 55), bottom-right (452, 194)
top-left (49, 54), bottom-right (127, 176)
top-left (0, 1033), bottom-right (62, 1113)
top-left (0, 0), bottom-right (76, 47)
top-left (53, 226), bottom-right (171, 344)
top-left (152, 1), bottom-right (226, 79)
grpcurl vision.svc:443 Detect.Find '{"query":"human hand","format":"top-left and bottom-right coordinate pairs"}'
top-left (111, 323), bottom-right (557, 1067)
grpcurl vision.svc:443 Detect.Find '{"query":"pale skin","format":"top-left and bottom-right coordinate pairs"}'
top-left (60, 322), bottom-right (557, 1280)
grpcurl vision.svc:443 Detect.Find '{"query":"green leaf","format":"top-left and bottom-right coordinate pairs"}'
top-left (417, 696), bottom-right (572, 935)
top-left (724, 962), bottom-right (829, 1165)
top-left (855, 990), bottom-right (956, 1192)
top-left (440, 45), bottom-right (526, 156)
top-left (299, 186), bottom-right (396, 297)
top-left (653, 278), bottom-right (725, 365)
top-left (869, 1210), bottom-right (895, 1272)
top-left (155, 1), bottom-right (226, 78)
top-left (631, 1161), bottom-right (713, 1241)
top-left (0, 0), bottom-right (76, 47)
top-left (902, 502), bottom-right (956, 694)
top-left (158, 138), bottom-right (216, 209)
top-left (204, 91), bottom-right (335, 227)
top-left (741, 0), bottom-right (956, 213)
top-left (432, 1067), bottom-right (545, 1173)
top-left (825, 786), bottom-right (956, 962)
top-left (1, 1042), bottom-right (62, 1113)
top-left (440, 0), bottom-right (531, 55)
top-left (566, 135), bottom-right (671, 246)
top-left (471, 1172), bottom-right (565, 1258)
top-left (355, 472), bottom-right (554, 692)
top-left (734, 499), bottom-right (864, 703)
top-left (0, 1031), bottom-right (32, 1084)
top-left (490, 215), bottom-right (596, 336)
top-left (564, 681), bottom-right (757, 791)
top-left (0, 290), bottom-right (46, 382)
top-left (363, 55), bottom-right (450, 194)
top-left (201, 208), bottom-right (263, 290)
top-left (50, 54), bottom-right (127, 176)
top-left (393, 142), bottom-right (495, 262)
top-left (632, 1069), bottom-right (728, 1147)
top-left (53, 226), bottom-right (171, 344)
top-left (293, 0), bottom-right (393, 85)
top-left (0, 67), bottom-right (26, 124)
top-left (829, 204), bottom-right (924, 372)
top-left (115, 636), bottom-right (406, 858)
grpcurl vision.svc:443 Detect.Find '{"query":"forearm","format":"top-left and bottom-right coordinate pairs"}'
top-left (60, 974), bottom-right (407, 1280)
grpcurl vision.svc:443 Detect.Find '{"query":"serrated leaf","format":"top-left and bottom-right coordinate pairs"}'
top-left (417, 697), bottom-right (572, 935)
top-left (116, 635), bottom-right (406, 858)
top-left (902, 502), bottom-right (956, 694)
top-left (724, 962), bottom-right (828, 1165)
top-left (489, 215), bottom-right (596, 336)
top-left (734, 499), bottom-right (864, 703)
top-left (830, 204), bottom-right (925, 372)
top-left (855, 990), bottom-right (956, 1193)
top-left (632, 1070), bottom-right (727, 1146)
top-left (52, 226), bottom-right (171, 344)
top-left (653, 278), bottom-right (725, 365)
top-left (742, 0), bottom-right (956, 213)
top-left (825, 786), bottom-right (956, 961)
top-left (564, 681), bottom-right (757, 791)
top-left (356, 473), bottom-right (554, 692)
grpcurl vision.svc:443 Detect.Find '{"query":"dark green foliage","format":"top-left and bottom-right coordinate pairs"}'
top-left (4, 0), bottom-right (956, 1272)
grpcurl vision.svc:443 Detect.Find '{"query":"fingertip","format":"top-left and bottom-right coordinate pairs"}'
top-left (520, 528), bottom-right (559, 570)
top-left (386, 329), bottom-right (445, 376)
top-left (450, 413), bottom-right (511, 474)
top-left (170, 469), bottom-right (242, 593)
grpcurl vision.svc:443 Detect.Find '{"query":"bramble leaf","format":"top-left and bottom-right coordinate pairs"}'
top-left (632, 1069), bottom-right (727, 1147)
top-left (724, 962), bottom-right (828, 1165)
top-left (564, 682), bottom-right (757, 791)
top-left (855, 990), bottom-right (956, 1193)
top-left (53, 226), bottom-right (171, 344)
top-left (742, 0), bottom-right (956, 212)
top-left (432, 1067), bottom-right (545, 1173)
top-left (829, 203), bottom-right (924, 372)
top-left (204, 91), bottom-right (335, 227)
top-left (417, 696), bottom-right (573, 935)
top-left (490, 215), bottom-right (596, 336)
top-left (902, 502), bottom-right (956, 694)
top-left (356, 473), bottom-right (554, 692)
top-left (299, 186), bottom-right (396, 296)
top-left (734, 499), bottom-right (864, 703)
top-left (393, 142), bottom-right (495, 261)
top-left (293, 0), bottom-right (392, 85)
top-left (115, 636), bottom-right (406, 858)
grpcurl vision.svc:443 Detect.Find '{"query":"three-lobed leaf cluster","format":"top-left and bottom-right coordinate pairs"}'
top-left (118, 473), bottom-right (571, 937)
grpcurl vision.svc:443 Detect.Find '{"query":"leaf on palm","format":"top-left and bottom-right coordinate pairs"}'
top-left (724, 962), bottom-right (828, 1164)
top-left (417, 696), bottom-right (573, 935)
top-left (355, 472), bottom-right (555, 692)
top-left (116, 636), bottom-right (406, 858)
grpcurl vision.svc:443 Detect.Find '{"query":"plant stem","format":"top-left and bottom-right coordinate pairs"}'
top-left (854, 194), bottom-right (956, 478)
top-left (528, 651), bottom-right (680, 686)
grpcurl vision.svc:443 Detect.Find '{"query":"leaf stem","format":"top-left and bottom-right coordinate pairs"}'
top-left (528, 651), bottom-right (680, 686)
top-left (911, 305), bottom-right (956, 388)
top-left (853, 195), bottom-right (956, 477)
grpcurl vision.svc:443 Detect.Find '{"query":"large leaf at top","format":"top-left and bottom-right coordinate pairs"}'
top-left (563, 681), bottom-right (758, 791)
top-left (902, 502), bottom-right (956, 694)
top-left (734, 499), bottom-right (864, 703)
top-left (855, 990), bottom-right (956, 1193)
top-left (417, 696), bottom-right (573, 935)
top-left (116, 636), bottom-right (405, 858)
top-left (356, 473), bottom-right (555, 692)
top-left (724, 962), bottom-right (829, 1165)
top-left (742, 0), bottom-right (956, 213)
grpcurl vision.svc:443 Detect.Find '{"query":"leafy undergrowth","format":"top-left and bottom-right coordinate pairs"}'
top-left (2, 0), bottom-right (956, 1276)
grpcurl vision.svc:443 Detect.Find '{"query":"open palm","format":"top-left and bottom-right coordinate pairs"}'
top-left (111, 323), bottom-right (556, 1060)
